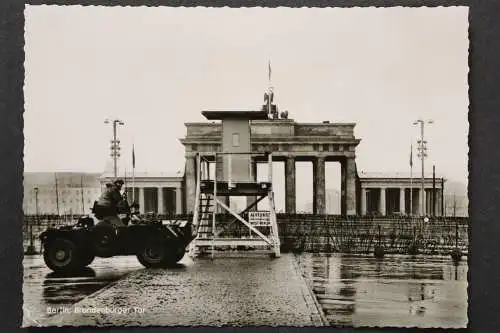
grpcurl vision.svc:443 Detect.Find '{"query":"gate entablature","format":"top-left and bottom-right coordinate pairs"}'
top-left (180, 120), bottom-right (360, 156)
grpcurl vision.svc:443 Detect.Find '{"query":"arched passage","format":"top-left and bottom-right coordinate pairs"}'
top-left (325, 162), bottom-right (341, 214)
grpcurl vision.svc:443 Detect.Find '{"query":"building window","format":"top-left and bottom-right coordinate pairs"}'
top-left (232, 133), bottom-right (240, 147)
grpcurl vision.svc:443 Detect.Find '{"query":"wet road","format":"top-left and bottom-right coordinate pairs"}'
top-left (22, 254), bottom-right (144, 327)
top-left (31, 253), bottom-right (324, 327)
top-left (295, 253), bottom-right (468, 328)
top-left (23, 252), bottom-right (467, 328)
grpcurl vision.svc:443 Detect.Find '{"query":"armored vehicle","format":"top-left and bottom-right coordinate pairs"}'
top-left (39, 200), bottom-right (194, 273)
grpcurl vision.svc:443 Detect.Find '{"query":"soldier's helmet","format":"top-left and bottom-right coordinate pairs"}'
top-left (113, 179), bottom-right (125, 187)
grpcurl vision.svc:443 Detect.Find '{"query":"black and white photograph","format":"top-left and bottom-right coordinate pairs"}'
top-left (22, 5), bottom-right (469, 328)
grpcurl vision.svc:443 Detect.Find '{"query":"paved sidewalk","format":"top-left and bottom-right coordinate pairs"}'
top-left (45, 253), bottom-right (326, 327)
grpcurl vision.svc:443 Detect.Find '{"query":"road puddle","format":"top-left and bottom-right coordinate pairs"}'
top-left (295, 253), bottom-right (468, 328)
top-left (22, 255), bottom-right (143, 326)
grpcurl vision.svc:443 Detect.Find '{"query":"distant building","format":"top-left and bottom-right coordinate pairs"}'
top-left (98, 171), bottom-right (184, 215)
top-left (23, 172), bottom-right (102, 215)
top-left (358, 171), bottom-right (448, 217)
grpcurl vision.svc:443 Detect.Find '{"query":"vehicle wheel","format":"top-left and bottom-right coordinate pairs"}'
top-left (90, 224), bottom-right (118, 258)
top-left (137, 238), bottom-right (169, 268)
top-left (160, 245), bottom-right (186, 267)
top-left (43, 238), bottom-right (82, 273)
top-left (172, 245), bottom-right (186, 263)
top-left (79, 252), bottom-right (95, 267)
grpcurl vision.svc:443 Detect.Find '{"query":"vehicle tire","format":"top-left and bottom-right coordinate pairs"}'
top-left (136, 238), bottom-right (169, 268)
top-left (172, 245), bottom-right (186, 263)
top-left (90, 224), bottom-right (118, 258)
top-left (160, 245), bottom-right (186, 267)
top-left (79, 252), bottom-right (95, 267)
top-left (43, 238), bottom-right (82, 273)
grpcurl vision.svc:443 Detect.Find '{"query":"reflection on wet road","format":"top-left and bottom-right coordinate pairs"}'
top-left (296, 253), bottom-right (468, 328)
top-left (23, 255), bottom-right (143, 326)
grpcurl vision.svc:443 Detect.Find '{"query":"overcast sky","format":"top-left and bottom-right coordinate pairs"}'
top-left (23, 5), bottom-right (469, 209)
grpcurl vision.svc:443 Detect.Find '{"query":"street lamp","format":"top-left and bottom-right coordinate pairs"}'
top-left (413, 119), bottom-right (433, 217)
top-left (104, 118), bottom-right (125, 179)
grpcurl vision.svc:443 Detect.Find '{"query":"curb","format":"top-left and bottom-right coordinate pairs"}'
top-left (290, 254), bottom-right (329, 326)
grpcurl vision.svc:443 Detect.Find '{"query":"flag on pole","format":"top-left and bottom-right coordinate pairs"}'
top-left (410, 143), bottom-right (413, 167)
top-left (132, 144), bottom-right (136, 169)
top-left (268, 60), bottom-right (272, 82)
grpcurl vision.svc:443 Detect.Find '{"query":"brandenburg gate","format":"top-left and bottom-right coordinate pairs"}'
top-left (180, 117), bottom-right (361, 215)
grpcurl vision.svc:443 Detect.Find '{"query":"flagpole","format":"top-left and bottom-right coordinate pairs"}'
top-left (410, 141), bottom-right (413, 217)
top-left (268, 60), bottom-right (272, 115)
top-left (132, 143), bottom-right (136, 203)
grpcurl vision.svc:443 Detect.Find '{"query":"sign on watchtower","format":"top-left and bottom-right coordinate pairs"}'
top-left (201, 110), bottom-right (268, 183)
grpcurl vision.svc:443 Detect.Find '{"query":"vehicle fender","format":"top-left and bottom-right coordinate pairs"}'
top-left (39, 229), bottom-right (88, 250)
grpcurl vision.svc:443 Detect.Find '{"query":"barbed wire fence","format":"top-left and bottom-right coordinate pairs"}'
top-left (23, 213), bottom-right (468, 256)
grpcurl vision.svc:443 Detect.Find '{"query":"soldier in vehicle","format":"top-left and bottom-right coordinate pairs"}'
top-left (95, 179), bottom-right (126, 227)
top-left (129, 202), bottom-right (142, 224)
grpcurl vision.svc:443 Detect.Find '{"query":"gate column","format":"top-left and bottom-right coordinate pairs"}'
top-left (285, 156), bottom-right (296, 213)
top-left (247, 159), bottom-right (258, 211)
top-left (345, 157), bottom-right (357, 215)
top-left (175, 187), bottom-right (183, 214)
top-left (184, 156), bottom-right (196, 214)
top-left (313, 156), bottom-right (326, 214)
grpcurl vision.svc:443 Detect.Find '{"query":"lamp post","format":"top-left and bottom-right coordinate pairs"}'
top-left (413, 119), bottom-right (433, 217)
top-left (104, 118), bottom-right (125, 179)
top-left (34, 187), bottom-right (39, 225)
top-left (26, 187), bottom-right (39, 255)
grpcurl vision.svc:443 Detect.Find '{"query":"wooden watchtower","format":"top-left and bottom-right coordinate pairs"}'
top-left (189, 110), bottom-right (281, 258)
